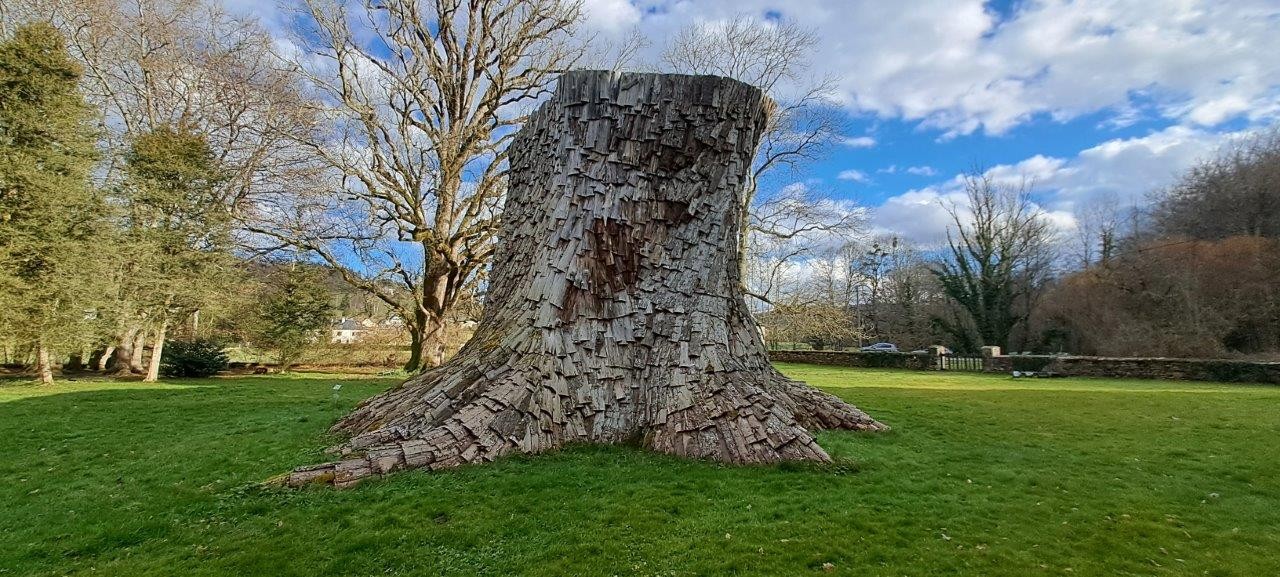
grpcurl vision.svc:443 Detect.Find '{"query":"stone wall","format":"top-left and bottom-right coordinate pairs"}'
top-left (768, 350), bottom-right (935, 370)
top-left (986, 354), bottom-right (1280, 384)
top-left (769, 348), bottom-right (1280, 384)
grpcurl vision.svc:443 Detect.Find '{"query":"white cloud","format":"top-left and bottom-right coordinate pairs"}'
top-left (871, 187), bottom-right (967, 246)
top-left (581, 0), bottom-right (642, 32)
top-left (839, 135), bottom-right (877, 148)
top-left (871, 123), bottom-right (1252, 244)
top-left (881, 165), bottom-right (940, 177)
top-left (837, 169), bottom-right (870, 183)
top-left (983, 155), bottom-right (1070, 188)
top-left (1186, 95), bottom-right (1254, 126)
top-left (216, 0), bottom-right (1276, 248)
top-left (870, 180), bottom-right (1079, 248)
top-left (223, 0), bottom-right (1280, 137)
top-left (1018, 125), bottom-right (1245, 212)
top-left (578, 0), bottom-right (1280, 137)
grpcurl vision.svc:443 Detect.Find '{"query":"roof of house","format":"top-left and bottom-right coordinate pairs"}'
top-left (332, 318), bottom-right (364, 331)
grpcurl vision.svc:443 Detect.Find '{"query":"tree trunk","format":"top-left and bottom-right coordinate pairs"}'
top-left (144, 323), bottom-right (166, 382)
top-left (285, 71), bottom-right (885, 488)
top-left (110, 327), bottom-right (139, 376)
top-left (403, 326), bottom-right (423, 373)
top-left (96, 346), bottom-right (114, 371)
top-left (420, 311), bottom-right (447, 369)
top-left (130, 330), bottom-right (146, 373)
top-left (403, 310), bottom-right (448, 373)
top-left (66, 350), bottom-right (84, 372)
top-left (36, 340), bottom-right (54, 385)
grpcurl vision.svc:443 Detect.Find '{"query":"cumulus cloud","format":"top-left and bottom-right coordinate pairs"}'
top-left (870, 124), bottom-right (1254, 244)
top-left (837, 169), bottom-right (870, 183)
top-left (577, 0), bottom-right (1280, 137)
top-left (870, 180), bottom-right (1078, 248)
top-left (838, 135), bottom-right (877, 148)
top-left (871, 187), bottom-right (967, 246)
top-left (581, 0), bottom-right (643, 32)
top-left (1019, 125), bottom-right (1246, 212)
top-left (222, 0), bottom-right (1280, 137)
top-left (212, 0), bottom-right (1277, 248)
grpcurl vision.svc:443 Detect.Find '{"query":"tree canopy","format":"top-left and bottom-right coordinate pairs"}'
top-left (0, 22), bottom-right (105, 383)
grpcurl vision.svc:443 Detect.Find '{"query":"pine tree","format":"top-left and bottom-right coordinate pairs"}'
top-left (257, 265), bottom-right (333, 372)
top-left (0, 23), bottom-right (104, 384)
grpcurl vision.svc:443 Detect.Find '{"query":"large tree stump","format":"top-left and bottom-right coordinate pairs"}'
top-left (286, 71), bottom-right (885, 488)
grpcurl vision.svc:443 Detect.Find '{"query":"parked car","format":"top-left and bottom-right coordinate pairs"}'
top-left (860, 342), bottom-right (899, 353)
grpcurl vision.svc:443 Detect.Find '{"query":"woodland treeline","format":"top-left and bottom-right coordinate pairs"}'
top-left (1, 0), bottom-right (1277, 385)
top-left (761, 130), bottom-right (1280, 358)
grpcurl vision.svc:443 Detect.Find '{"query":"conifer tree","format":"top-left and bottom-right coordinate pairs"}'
top-left (256, 265), bottom-right (333, 372)
top-left (0, 23), bottom-right (104, 384)
top-left (117, 125), bottom-right (236, 381)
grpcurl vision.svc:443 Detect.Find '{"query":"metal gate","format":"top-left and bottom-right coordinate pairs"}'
top-left (937, 354), bottom-right (984, 372)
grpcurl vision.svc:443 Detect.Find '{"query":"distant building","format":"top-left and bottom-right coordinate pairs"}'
top-left (330, 316), bottom-right (409, 344)
top-left (330, 318), bottom-right (365, 344)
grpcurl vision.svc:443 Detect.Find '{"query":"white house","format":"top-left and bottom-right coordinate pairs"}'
top-left (330, 318), bottom-right (365, 344)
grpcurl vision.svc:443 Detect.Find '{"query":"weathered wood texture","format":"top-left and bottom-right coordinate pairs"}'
top-left (286, 71), bottom-right (885, 488)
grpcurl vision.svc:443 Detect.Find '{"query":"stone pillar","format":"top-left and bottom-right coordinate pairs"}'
top-left (980, 346), bottom-right (1002, 372)
top-left (927, 345), bottom-right (947, 370)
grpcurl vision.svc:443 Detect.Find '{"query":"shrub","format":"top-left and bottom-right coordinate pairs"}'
top-left (161, 338), bottom-right (230, 378)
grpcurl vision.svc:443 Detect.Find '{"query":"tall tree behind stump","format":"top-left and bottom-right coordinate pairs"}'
top-left (286, 71), bottom-right (885, 488)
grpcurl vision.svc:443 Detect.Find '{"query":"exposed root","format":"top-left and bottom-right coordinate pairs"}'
top-left (763, 376), bottom-right (888, 432)
top-left (278, 368), bottom-right (885, 489)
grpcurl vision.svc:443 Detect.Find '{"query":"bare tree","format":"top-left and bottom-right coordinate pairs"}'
top-left (662, 15), bottom-right (817, 94)
top-left (1153, 125), bottom-right (1280, 240)
top-left (24, 0), bottom-right (315, 202)
top-left (1039, 236), bottom-right (1280, 357)
top-left (743, 184), bottom-right (865, 306)
top-left (249, 0), bottom-right (585, 371)
top-left (1072, 193), bottom-right (1124, 268)
top-left (583, 27), bottom-right (653, 74)
top-left (661, 15), bottom-right (854, 293)
top-left (932, 171), bottom-right (1056, 352)
top-left (879, 237), bottom-right (942, 349)
top-left (799, 235), bottom-right (941, 349)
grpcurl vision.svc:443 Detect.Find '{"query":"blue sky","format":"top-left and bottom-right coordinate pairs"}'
top-left (809, 99), bottom-right (1197, 240)
top-left (575, 0), bottom-right (1280, 243)
top-left (226, 0), bottom-right (1280, 245)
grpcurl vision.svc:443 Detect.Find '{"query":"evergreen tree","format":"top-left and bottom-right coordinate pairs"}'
top-left (0, 23), bottom-right (104, 384)
top-left (931, 172), bottom-right (1055, 352)
top-left (256, 265), bottom-right (333, 372)
top-left (116, 125), bottom-right (238, 381)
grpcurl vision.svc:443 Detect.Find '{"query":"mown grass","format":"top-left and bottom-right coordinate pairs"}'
top-left (2, 366), bottom-right (1277, 576)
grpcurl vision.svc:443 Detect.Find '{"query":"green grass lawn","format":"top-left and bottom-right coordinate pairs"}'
top-left (2, 366), bottom-right (1277, 576)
